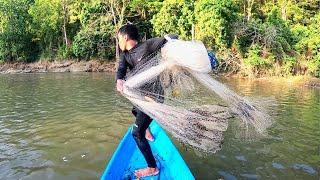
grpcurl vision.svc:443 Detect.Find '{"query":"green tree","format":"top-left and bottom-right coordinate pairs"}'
top-left (151, 0), bottom-right (194, 40)
top-left (194, 0), bottom-right (238, 50)
top-left (0, 0), bottom-right (37, 62)
top-left (266, 7), bottom-right (294, 60)
top-left (72, 1), bottom-right (115, 60)
top-left (293, 13), bottom-right (320, 77)
top-left (29, 0), bottom-right (62, 59)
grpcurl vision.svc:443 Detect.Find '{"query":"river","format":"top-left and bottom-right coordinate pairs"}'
top-left (0, 73), bottom-right (319, 179)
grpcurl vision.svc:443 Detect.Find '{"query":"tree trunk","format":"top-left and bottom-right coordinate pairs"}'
top-left (247, 0), bottom-right (255, 21)
top-left (62, 0), bottom-right (68, 47)
top-left (107, 0), bottom-right (128, 62)
top-left (109, 1), bottom-right (119, 61)
top-left (280, 1), bottom-right (287, 21)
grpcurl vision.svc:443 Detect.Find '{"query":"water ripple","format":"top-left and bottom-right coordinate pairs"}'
top-left (0, 73), bottom-right (319, 179)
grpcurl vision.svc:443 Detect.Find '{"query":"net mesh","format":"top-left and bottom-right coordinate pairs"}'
top-left (122, 39), bottom-right (272, 153)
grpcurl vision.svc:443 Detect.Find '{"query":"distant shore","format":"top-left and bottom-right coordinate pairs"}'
top-left (0, 60), bottom-right (116, 74)
top-left (221, 75), bottom-right (320, 89)
top-left (1, 60), bottom-right (319, 88)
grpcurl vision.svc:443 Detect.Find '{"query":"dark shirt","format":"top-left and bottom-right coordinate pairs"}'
top-left (116, 37), bottom-right (167, 80)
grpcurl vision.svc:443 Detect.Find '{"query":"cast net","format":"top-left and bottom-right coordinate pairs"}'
top-left (122, 39), bottom-right (272, 153)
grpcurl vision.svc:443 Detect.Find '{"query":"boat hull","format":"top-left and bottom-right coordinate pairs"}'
top-left (101, 120), bottom-right (194, 180)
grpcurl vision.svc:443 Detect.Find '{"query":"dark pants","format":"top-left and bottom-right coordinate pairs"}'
top-left (131, 107), bottom-right (157, 168)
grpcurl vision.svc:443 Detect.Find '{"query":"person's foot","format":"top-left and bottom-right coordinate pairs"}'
top-left (145, 128), bottom-right (154, 142)
top-left (134, 167), bottom-right (159, 178)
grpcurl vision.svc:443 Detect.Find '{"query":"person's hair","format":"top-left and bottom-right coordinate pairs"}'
top-left (118, 24), bottom-right (140, 41)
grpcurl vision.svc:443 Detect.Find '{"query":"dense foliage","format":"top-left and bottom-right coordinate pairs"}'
top-left (0, 0), bottom-right (319, 77)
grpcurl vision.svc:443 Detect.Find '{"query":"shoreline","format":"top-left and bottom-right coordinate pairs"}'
top-left (220, 74), bottom-right (320, 88)
top-left (1, 61), bottom-right (319, 88)
top-left (0, 60), bottom-right (117, 74)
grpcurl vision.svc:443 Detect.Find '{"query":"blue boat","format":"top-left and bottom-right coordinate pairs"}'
top-left (101, 120), bottom-right (195, 180)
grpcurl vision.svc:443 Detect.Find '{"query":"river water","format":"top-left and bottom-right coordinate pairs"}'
top-left (0, 73), bottom-right (319, 179)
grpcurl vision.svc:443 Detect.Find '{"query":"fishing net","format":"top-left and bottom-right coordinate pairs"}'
top-left (122, 38), bottom-right (272, 153)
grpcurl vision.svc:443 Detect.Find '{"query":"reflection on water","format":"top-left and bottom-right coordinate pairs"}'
top-left (0, 73), bottom-right (319, 179)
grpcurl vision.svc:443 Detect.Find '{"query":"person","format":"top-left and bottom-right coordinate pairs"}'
top-left (116, 24), bottom-right (176, 178)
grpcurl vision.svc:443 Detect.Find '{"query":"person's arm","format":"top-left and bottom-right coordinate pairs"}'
top-left (116, 54), bottom-right (127, 92)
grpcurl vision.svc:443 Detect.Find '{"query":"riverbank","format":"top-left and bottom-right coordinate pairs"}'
top-left (1, 60), bottom-right (319, 88)
top-left (221, 74), bottom-right (320, 89)
top-left (254, 76), bottom-right (320, 88)
top-left (0, 60), bottom-right (116, 74)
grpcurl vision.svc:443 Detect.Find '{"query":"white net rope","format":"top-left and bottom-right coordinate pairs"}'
top-left (122, 39), bottom-right (272, 153)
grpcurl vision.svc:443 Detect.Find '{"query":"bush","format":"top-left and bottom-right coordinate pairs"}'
top-left (244, 45), bottom-right (264, 66)
top-left (282, 55), bottom-right (297, 76)
top-left (72, 30), bottom-right (94, 60)
top-left (72, 17), bottom-right (114, 60)
top-left (292, 13), bottom-right (320, 76)
top-left (57, 45), bottom-right (74, 60)
top-left (266, 7), bottom-right (295, 60)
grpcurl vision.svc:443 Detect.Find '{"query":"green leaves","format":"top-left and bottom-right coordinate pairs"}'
top-left (28, 0), bottom-right (62, 58)
top-left (72, 19), bottom-right (114, 60)
top-left (0, 0), bottom-right (318, 76)
top-left (194, 0), bottom-right (237, 49)
top-left (72, 1), bottom-right (115, 60)
top-left (151, 0), bottom-right (193, 40)
top-left (292, 13), bottom-right (320, 76)
top-left (0, 0), bottom-right (36, 62)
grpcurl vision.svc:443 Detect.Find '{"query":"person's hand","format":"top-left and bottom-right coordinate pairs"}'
top-left (144, 96), bottom-right (155, 102)
top-left (116, 79), bottom-right (125, 93)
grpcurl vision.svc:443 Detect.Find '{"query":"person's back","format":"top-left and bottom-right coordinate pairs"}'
top-left (117, 37), bottom-right (172, 80)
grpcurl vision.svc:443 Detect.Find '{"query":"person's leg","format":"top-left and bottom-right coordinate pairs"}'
top-left (132, 110), bottom-right (156, 167)
top-left (132, 109), bottom-right (159, 177)
top-left (132, 106), bottom-right (154, 141)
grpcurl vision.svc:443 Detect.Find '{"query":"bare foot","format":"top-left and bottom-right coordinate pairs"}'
top-left (134, 167), bottom-right (159, 178)
top-left (145, 128), bottom-right (154, 142)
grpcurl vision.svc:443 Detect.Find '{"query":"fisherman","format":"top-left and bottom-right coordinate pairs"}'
top-left (116, 23), bottom-right (178, 178)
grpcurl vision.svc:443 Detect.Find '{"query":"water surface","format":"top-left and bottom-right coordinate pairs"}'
top-left (0, 73), bottom-right (319, 179)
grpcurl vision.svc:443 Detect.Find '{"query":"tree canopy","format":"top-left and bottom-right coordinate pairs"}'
top-left (0, 0), bottom-right (319, 77)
